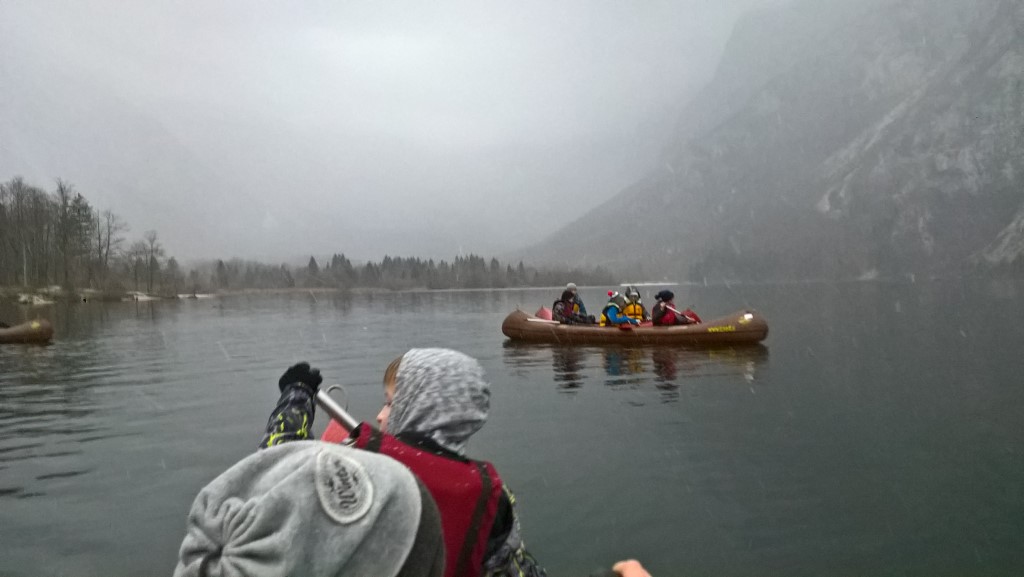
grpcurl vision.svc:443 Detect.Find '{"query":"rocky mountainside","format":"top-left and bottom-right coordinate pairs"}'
top-left (521, 0), bottom-right (1024, 282)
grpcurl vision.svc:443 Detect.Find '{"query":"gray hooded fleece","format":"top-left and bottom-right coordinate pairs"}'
top-left (387, 348), bottom-right (490, 455)
top-left (384, 348), bottom-right (546, 577)
top-left (173, 442), bottom-right (444, 577)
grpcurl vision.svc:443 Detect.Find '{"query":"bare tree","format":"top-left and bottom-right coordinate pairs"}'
top-left (95, 210), bottom-right (128, 288)
top-left (2, 177), bottom-right (45, 286)
top-left (126, 240), bottom-right (148, 292)
top-left (1, 177), bottom-right (186, 294)
top-left (143, 230), bottom-right (164, 293)
top-left (54, 179), bottom-right (74, 287)
top-left (0, 181), bottom-right (11, 285)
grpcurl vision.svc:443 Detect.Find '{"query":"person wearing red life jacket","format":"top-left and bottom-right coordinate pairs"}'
top-left (651, 290), bottom-right (702, 326)
top-left (259, 362), bottom-right (655, 577)
top-left (370, 349), bottom-right (544, 577)
top-left (261, 358), bottom-right (530, 577)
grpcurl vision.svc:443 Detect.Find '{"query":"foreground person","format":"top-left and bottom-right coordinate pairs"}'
top-left (593, 561), bottom-right (653, 577)
top-left (372, 349), bottom-right (545, 577)
top-left (174, 441), bottom-right (445, 577)
top-left (256, 362), bottom-right (654, 577)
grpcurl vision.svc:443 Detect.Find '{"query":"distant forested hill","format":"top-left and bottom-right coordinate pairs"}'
top-left (520, 0), bottom-right (1024, 282)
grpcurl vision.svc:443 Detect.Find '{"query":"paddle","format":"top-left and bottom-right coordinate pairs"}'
top-left (526, 317), bottom-right (561, 325)
top-left (663, 304), bottom-right (701, 323)
top-left (616, 316), bottom-right (641, 330)
top-left (315, 386), bottom-right (360, 433)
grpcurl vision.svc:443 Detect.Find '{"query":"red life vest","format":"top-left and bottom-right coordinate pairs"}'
top-left (322, 421), bottom-right (502, 577)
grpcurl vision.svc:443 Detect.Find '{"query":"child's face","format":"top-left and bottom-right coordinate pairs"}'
top-left (376, 378), bottom-right (396, 432)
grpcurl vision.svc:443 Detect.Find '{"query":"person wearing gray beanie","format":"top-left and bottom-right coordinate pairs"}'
top-left (563, 282), bottom-right (590, 318)
top-left (174, 441), bottom-right (444, 577)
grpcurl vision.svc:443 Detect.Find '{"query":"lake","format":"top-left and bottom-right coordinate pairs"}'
top-left (1, 281), bottom-right (1023, 576)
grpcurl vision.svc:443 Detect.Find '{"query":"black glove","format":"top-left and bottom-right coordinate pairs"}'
top-left (278, 362), bottom-right (323, 392)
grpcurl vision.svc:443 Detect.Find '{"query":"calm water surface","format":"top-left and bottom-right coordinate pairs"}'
top-left (1, 282), bottom-right (1022, 576)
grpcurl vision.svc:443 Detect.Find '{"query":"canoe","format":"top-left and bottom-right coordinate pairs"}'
top-left (0, 319), bottom-right (55, 344)
top-left (501, 308), bottom-right (768, 345)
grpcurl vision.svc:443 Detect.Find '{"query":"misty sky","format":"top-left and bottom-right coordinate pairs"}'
top-left (1, 0), bottom-right (779, 263)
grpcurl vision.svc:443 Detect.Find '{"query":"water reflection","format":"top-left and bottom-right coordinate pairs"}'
top-left (502, 341), bottom-right (770, 402)
top-left (551, 346), bottom-right (585, 390)
top-left (0, 343), bottom-right (95, 499)
top-left (602, 347), bottom-right (646, 377)
top-left (651, 347), bottom-right (680, 383)
top-left (0, 299), bottom-right (190, 503)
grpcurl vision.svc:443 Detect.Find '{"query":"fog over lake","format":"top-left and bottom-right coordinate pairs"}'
top-left (1, 0), bottom-right (773, 262)
top-left (4, 1), bottom-right (1024, 575)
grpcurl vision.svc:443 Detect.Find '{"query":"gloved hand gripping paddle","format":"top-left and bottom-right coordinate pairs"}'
top-left (279, 362), bottom-right (361, 433)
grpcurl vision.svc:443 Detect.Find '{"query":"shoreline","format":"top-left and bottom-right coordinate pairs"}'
top-left (0, 284), bottom-right (577, 302)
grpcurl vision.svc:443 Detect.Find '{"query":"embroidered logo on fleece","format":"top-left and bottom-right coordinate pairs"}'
top-left (315, 449), bottom-right (373, 525)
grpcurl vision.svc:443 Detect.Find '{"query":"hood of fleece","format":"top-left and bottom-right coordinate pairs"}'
top-left (387, 348), bottom-right (490, 455)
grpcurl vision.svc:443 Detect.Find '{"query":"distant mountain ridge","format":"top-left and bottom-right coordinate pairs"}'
top-left (521, 0), bottom-right (1024, 282)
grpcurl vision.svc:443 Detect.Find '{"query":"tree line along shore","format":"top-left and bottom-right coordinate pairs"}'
top-left (1, 176), bottom-right (615, 301)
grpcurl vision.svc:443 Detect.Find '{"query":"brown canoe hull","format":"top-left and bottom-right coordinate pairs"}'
top-left (0, 319), bottom-right (54, 344)
top-left (501, 309), bottom-right (768, 345)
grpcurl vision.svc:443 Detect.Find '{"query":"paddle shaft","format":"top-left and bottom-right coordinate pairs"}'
top-left (315, 388), bottom-right (359, 432)
top-left (663, 303), bottom-right (700, 324)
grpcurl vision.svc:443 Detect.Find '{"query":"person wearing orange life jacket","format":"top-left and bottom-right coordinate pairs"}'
top-left (621, 286), bottom-right (650, 322)
top-left (599, 291), bottom-right (640, 327)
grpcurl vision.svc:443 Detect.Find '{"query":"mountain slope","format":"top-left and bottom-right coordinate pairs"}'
top-left (521, 0), bottom-right (1024, 282)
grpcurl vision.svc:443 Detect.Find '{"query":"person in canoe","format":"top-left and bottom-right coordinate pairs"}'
top-left (177, 383), bottom-right (446, 576)
top-left (651, 290), bottom-right (701, 326)
top-left (262, 356), bottom-right (547, 577)
top-left (599, 291), bottom-right (640, 327)
top-left (247, 362), bottom-right (654, 577)
top-left (622, 286), bottom-right (650, 322)
top-left (552, 289), bottom-right (595, 324)
top-left (372, 349), bottom-right (547, 577)
top-left (564, 282), bottom-right (591, 317)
